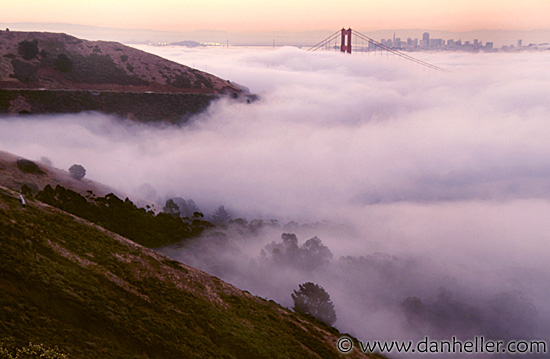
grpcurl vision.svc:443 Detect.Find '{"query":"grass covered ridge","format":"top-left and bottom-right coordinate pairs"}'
top-left (0, 186), bottom-right (378, 358)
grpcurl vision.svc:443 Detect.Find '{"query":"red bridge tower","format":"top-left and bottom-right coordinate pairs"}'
top-left (340, 28), bottom-right (352, 53)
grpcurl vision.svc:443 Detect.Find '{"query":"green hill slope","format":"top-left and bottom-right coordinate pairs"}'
top-left (0, 186), bottom-right (377, 359)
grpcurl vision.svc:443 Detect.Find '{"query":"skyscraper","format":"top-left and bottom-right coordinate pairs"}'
top-left (421, 32), bottom-right (430, 49)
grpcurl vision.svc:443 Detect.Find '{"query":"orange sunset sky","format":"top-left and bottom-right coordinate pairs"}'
top-left (3, 0), bottom-right (550, 33)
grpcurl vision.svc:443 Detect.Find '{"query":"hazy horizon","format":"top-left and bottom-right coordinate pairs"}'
top-left (2, 21), bottom-right (549, 48)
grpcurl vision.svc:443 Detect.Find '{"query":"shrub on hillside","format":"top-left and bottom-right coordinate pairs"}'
top-left (0, 338), bottom-right (68, 358)
top-left (54, 54), bottom-right (73, 72)
top-left (17, 39), bottom-right (39, 60)
top-left (16, 159), bottom-right (44, 174)
top-left (68, 164), bottom-right (86, 180)
top-left (10, 59), bottom-right (38, 82)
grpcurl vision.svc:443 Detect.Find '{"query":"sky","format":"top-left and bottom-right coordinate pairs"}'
top-left (3, 0), bottom-right (550, 33)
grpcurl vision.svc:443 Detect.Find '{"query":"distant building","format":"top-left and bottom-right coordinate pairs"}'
top-left (394, 38), bottom-right (402, 48)
top-left (518, 39), bottom-right (523, 48)
top-left (431, 39), bottom-right (442, 48)
top-left (422, 32), bottom-right (430, 48)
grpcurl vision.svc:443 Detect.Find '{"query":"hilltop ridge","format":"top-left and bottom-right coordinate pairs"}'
top-left (0, 30), bottom-right (250, 122)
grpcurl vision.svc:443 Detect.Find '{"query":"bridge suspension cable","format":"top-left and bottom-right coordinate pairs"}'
top-left (307, 28), bottom-right (450, 72)
top-left (307, 30), bottom-right (341, 52)
top-left (353, 31), bottom-right (450, 72)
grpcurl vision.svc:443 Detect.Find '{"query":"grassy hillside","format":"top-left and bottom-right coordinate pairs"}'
top-left (1, 150), bottom-right (212, 248)
top-left (0, 185), bottom-right (379, 358)
top-left (0, 150), bottom-right (126, 201)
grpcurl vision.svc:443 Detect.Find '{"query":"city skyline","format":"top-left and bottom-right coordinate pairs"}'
top-left (376, 31), bottom-right (546, 52)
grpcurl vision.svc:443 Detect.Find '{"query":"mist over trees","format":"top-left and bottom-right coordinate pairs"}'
top-left (163, 197), bottom-right (202, 219)
top-left (211, 205), bottom-right (231, 226)
top-left (35, 185), bottom-right (212, 247)
top-left (401, 288), bottom-right (540, 340)
top-left (158, 221), bottom-right (545, 347)
top-left (163, 199), bottom-right (180, 218)
top-left (263, 233), bottom-right (332, 271)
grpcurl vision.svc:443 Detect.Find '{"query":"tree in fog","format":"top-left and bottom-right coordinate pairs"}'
top-left (186, 199), bottom-right (199, 214)
top-left (172, 197), bottom-right (200, 218)
top-left (68, 164), bottom-right (86, 180)
top-left (163, 199), bottom-right (180, 218)
top-left (211, 205), bottom-right (231, 226)
top-left (39, 156), bottom-right (53, 167)
top-left (292, 282), bottom-right (336, 325)
top-left (301, 236), bottom-right (333, 268)
top-left (264, 233), bottom-right (332, 271)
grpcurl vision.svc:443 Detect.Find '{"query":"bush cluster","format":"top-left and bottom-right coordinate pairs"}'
top-left (35, 185), bottom-right (213, 248)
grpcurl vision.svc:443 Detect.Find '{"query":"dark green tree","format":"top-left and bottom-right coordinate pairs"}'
top-left (292, 282), bottom-right (336, 325)
top-left (54, 53), bottom-right (73, 72)
top-left (17, 39), bottom-right (39, 60)
top-left (16, 159), bottom-right (44, 174)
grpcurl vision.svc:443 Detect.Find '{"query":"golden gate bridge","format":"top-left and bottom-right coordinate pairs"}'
top-left (308, 28), bottom-right (449, 72)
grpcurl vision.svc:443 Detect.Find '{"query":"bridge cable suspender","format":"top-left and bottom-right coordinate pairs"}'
top-left (307, 28), bottom-right (450, 72)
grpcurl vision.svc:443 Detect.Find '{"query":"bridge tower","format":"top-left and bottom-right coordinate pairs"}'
top-left (341, 28), bottom-right (352, 53)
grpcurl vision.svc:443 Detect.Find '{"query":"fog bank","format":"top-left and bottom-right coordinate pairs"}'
top-left (1, 47), bottom-right (549, 356)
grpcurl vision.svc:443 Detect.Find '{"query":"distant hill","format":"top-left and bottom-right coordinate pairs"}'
top-left (0, 30), bottom-right (250, 122)
top-left (168, 40), bottom-right (204, 47)
top-left (0, 184), bottom-right (379, 358)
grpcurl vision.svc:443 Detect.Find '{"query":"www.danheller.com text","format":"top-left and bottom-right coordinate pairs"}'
top-left (337, 336), bottom-right (548, 354)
